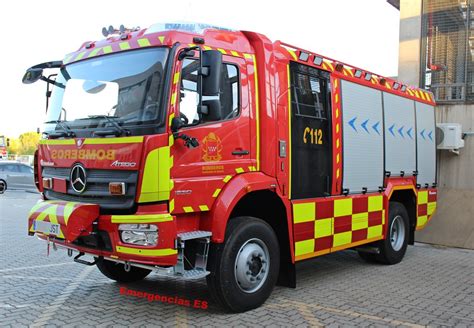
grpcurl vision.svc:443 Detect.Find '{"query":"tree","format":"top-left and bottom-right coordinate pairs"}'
top-left (7, 132), bottom-right (40, 155)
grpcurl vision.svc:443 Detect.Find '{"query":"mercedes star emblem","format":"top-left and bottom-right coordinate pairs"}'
top-left (70, 164), bottom-right (87, 193)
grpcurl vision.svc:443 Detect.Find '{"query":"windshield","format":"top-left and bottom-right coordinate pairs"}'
top-left (44, 48), bottom-right (169, 136)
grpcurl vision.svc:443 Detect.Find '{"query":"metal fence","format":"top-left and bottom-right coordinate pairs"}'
top-left (421, 0), bottom-right (474, 103)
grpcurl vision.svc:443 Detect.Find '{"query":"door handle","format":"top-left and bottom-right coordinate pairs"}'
top-left (232, 149), bottom-right (249, 156)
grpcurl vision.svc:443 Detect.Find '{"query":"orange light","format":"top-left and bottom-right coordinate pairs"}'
top-left (109, 182), bottom-right (125, 195)
top-left (42, 178), bottom-right (53, 189)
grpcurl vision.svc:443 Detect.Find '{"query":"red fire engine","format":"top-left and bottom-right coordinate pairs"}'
top-left (23, 23), bottom-right (437, 312)
top-left (0, 135), bottom-right (8, 160)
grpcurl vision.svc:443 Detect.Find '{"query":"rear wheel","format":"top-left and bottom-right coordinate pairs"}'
top-left (96, 258), bottom-right (151, 283)
top-left (359, 201), bottom-right (409, 264)
top-left (206, 217), bottom-right (280, 312)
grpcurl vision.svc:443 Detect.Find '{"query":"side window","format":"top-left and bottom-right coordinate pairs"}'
top-left (19, 165), bottom-right (33, 174)
top-left (292, 70), bottom-right (328, 119)
top-left (4, 164), bottom-right (19, 173)
top-left (179, 59), bottom-right (239, 125)
top-left (179, 59), bottom-right (200, 124)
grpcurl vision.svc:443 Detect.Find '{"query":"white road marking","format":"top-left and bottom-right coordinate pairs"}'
top-left (30, 265), bottom-right (94, 327)
top-left (0, 262), bottom-right (76, 273)
top-left (274, 299), bottom-right (425, 328)
top-left (0, 275), bottom-right (108, 283)
top-left (175, 305), bottom-right (188, 328)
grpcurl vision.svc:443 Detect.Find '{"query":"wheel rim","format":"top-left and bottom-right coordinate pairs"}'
top-left (390, 215), bottom-right (406, 251)
top-left (0, 181), bottom-right (5, 194)
top-left (234, 238), bottom-right (270, 293)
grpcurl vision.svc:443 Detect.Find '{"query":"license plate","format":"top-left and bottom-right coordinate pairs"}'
top-left (33, 220), bottom-right (61, 236)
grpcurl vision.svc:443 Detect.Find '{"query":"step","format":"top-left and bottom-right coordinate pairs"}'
top-left (154, 267), bottom-right (210, 280)
top-left (177, 230), bottom-right (212, 241)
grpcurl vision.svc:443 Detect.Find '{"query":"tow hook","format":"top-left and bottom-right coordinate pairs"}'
top-left (73, 252), bottom-right (97, 266)
top-left (124, 262), bottom-right (131, 272)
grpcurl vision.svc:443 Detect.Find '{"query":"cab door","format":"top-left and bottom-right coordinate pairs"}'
top-left (171, 54), bottom-right (252, 215)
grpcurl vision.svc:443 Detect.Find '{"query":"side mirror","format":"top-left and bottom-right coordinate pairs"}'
top-left (171, 116), bottom-right (184, 133)
top-left (201, 50), bottom-right (222, 96)
top-left (22, 68), bottom-right (43, 84)
top-left (178, 49), bottom-right (196, 61)
top-left (199, 99), bottom-right (222, 121)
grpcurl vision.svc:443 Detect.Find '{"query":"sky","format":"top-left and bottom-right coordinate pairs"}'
top-left (1, 0), bottom-right (399, 138)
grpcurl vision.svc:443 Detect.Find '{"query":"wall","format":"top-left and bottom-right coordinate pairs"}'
top-left (398, 0), bottom-right (422, 87)
top-left (398, 0), bottom-right (474, 249)
top-left (416, 105), bottom-right (474, 249)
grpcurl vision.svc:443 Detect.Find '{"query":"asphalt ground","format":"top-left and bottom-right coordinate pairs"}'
top-left (1, 189), bottom-right (473, 327)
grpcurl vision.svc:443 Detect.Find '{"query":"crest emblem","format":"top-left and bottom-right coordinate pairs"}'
top-left (202, 133), bottom-right (222, 162)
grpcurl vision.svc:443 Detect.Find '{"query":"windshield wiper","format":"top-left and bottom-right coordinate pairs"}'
top-left (87, 115), bottom-right (131, 137)
top-left (44, 120), bottom-right (76, 138)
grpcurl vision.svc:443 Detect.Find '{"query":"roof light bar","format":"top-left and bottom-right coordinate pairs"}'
top-left (313, 56), bottom-right (323, 66)
top-left (393, 82), bottom-right (400, 90)
top-left (299, 52), bottom-right (309, 62)
top-left (102, 24), bottom-right (140, 37)
top-left (401, 85), bottom-right (407, 92)
top-left (354, 70), bottom-right (363, 78)
top-left (364, 73), bottom-right (372, 81)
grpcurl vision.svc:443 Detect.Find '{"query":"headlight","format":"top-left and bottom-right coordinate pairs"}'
top-left (118, 224), bottom-right (158, 246)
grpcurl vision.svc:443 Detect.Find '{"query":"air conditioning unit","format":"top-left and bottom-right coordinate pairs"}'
top-left (436, 123), bottom-right (465, 150)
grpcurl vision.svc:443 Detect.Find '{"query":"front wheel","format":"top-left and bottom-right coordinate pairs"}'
top-left (206, 217), bottom-right (280, 312)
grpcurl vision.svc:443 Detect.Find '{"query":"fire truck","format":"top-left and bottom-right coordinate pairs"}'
top-left (23, 23), bottom-right (437, 312)
top-left (0, 135), bottom-right (8, 160)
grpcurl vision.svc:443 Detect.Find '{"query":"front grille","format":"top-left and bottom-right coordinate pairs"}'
top-left (42, 167), bottom-right (138, 210)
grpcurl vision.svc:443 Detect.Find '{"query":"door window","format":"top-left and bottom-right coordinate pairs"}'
top-left (2, 164), bottom-right (20, 173)
top-left (19, 165), bottom-right (33, 174)
top-left (179, 59), bottom-right (239, 125)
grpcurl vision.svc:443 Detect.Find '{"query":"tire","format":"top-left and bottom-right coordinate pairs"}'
top-left (0, 179), bottom-right (7, 194)
top-left (96, 258), bottom-right (151, 283)
top-left (374, 201), bottom-right (409, 265)
top-left (206, 217), bottom-right (280, 312)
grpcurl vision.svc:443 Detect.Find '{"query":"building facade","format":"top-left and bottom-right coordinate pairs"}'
top-left (399, 0), bottom-right (474, 249)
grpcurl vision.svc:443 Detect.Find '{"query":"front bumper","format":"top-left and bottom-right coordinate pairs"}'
top-left (28, 200), bottom-right (178, 266)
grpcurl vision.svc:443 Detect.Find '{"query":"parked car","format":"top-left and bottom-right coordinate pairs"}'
top-left (0, 161), bottom-right (35, 191)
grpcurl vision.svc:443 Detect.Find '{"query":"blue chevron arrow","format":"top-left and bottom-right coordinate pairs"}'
top-left (348, 117), bottom-right (357, 132)
top-left (407, 127), bottom-right (413, 139)
top-left (420, 129), bottom-right (426, 140)
top-left (398, 125), bottom-right (405, 138)
top-left (428, 131), bottom-right (433, 141)
top-left (388, 124), bottom-right (395, 137)
top-left (361, 119), bottom-right (369, 133)
top-left (372, 121), bottom-right (380, 135)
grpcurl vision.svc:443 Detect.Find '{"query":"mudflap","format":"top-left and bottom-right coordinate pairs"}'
top-left (28, 200), bottom-right (99, 243)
